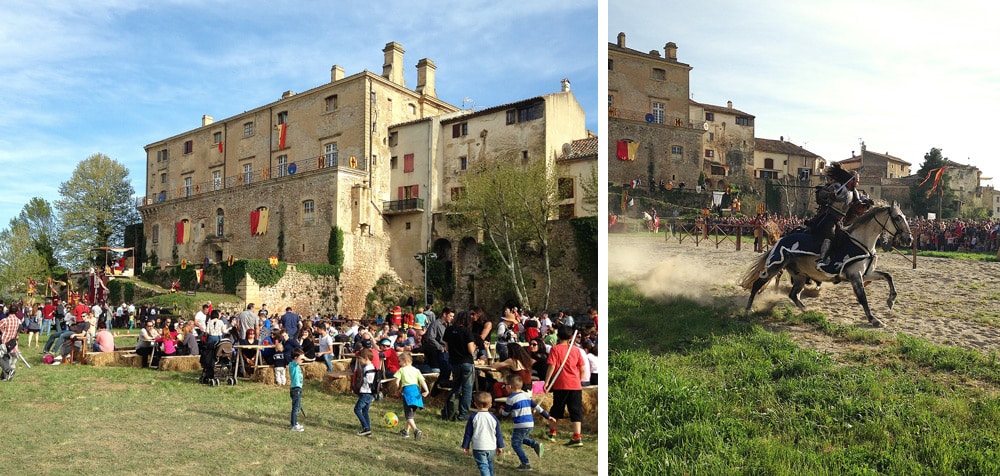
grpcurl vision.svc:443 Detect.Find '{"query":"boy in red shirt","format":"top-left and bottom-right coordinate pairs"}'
top-left (544, 325), bottom-right (586, 447)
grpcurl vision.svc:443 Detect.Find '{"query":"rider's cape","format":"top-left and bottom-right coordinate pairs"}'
top-left (764, 231), bottom-right (874, 276)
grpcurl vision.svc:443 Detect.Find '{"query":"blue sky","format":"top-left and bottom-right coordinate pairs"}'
top-left (0, 0), bottom-right (598, 228)
top-left (611, 0), bottom-right (1000, 191)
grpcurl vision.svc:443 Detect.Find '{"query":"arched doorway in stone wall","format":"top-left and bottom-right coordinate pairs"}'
top-left (454, 237), bottom-right (479, 308)
top-left (431, 238), bottom-right (454, 304)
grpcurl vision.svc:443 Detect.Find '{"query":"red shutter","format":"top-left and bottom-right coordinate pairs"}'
top-left (398, 187), bottom-right (404, 200)
top-left (404, 154), bottom-right (414, 173)
top-left (412, 184), bottom-right (419, 198)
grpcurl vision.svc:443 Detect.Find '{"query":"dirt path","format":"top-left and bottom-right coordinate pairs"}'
top-left (609, 234), bottom-right (1000, 355)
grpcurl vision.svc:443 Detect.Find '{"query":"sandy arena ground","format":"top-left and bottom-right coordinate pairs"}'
top-left (609, 233), bottom-right (1000, 355)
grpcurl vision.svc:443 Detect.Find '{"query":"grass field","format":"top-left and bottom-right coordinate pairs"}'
top-left (609, 282), bottom-right (1000, 475)
top-left (2, 335), bottom-right (597, 475)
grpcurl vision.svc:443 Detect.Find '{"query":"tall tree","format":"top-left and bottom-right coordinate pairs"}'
top-left (56, 153), bottom-right (140, 269)
top-left (9, 197), bottom-right (60, 271)
top-left (910, 148), bottom-right (957, 219)
top-left (0, 224), bottom-right (48, 295)
top-left (453, 151), bottom-right (557, 311)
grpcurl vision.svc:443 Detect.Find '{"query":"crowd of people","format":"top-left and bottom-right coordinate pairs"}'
top-left (3, 294), bottom-right (599, 475)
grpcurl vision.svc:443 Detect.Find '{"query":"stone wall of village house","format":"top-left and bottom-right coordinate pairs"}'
top-left (240, 261), bottom-right (392, 319)
top-left (142, 166), bottom-right (393, 318)
top-left (431, 218), bottom-right (595, 313)
top-left (609, 119), bottom-right (705, 188)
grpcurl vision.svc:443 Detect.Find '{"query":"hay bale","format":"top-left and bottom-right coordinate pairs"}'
top-left (252, 366), bottom-right (276, 385)
top-left (321, 372), bottom-right (352, 394)
top-left (533, 385), bottom-right (599, 434)
top-left (158, 355), bottom-right (202, 372)
top-left (330, 359), bottom-right (352, 372)
top-left (86, 351), bottom-right (118, 367)
top-left (120, 352), bottom-right (143, 367)
top-left (301, 361), bottom-right (328, 380)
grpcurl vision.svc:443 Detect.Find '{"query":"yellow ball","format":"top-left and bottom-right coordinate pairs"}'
top-left (384, 411), bottom-right (399, 428)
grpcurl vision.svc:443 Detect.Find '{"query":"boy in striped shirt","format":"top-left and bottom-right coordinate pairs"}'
top-left (500, 373), bottom-right (555, 471)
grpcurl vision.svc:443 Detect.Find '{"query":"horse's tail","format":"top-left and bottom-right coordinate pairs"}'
top-left (740, 252), bottom-right (770, 290)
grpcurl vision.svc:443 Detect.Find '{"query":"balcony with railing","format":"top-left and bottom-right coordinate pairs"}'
top-left (382, 198), bottom-right (424, 215)
top-left (136, 152), bottom-right (367, 207)
top-left (608, 106), bottom-right (706, 130)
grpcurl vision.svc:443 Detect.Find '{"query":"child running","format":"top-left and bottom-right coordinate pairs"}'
top-left (353, 348), bottom-right (376, 436)
top-left (462, 391), bottom-right (505, 476)
top-left (288, 347), bottom-right (305, 431)
top-left (393, 351), bottom-right (429, 439)
top-left (500, 373), bottom-right (555, 471)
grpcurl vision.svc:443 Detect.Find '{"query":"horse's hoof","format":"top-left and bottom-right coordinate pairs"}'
top-left (869, 317), bottom-right (884, 328)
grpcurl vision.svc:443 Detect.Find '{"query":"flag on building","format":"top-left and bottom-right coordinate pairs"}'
top-left (278, 123), bottom-right (288, 149)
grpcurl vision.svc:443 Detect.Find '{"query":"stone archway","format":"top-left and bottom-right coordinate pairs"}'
top-left (432, 238), bottom-right (455, 303)
top-left (454, 237), bottom-right (479, 308)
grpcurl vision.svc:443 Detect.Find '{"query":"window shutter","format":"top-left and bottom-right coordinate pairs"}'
top-left (412, 184), bottom-right (419, 198)
top-left (452, 124), bottom-right (461, 138)
top-left (404, 154), bottom-right (414, 173)
top-left (398, 187), bottom-right (404, 200)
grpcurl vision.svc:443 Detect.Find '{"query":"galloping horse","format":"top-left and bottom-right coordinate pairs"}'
top-left (740, 202), bottom-right (912, 327)
top-left (642, 211), bottom-right (660, 233)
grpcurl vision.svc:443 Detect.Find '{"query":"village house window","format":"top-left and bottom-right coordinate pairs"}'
top-left (184, 140), bottom-right (193, 154)
top-left (390, 156), bottom-right (398, 170)
top-left (213, 170), bottom-right (221, 190)
top-left (705, 112), bottom-right (715, 122)
top-left (277, 155), bottom-right (288, 177)
top-left (651, 67), bottom-right (666, 81)
top-left (452, 122), bottom-right (468, 138)
top-left (671, 145), bottom-right (683, 155)
top-left (652, 102), bottom-right (665, 124)
top-left (460, 156), bottom-right (468, 170)
top-left (277, 111), bottom-right (288, 125)
top-left (243, 122), bottom-right (254, 137)
top-left (243, 163), bottom-right (253, 184)
top-left (157, 149), bottom-right (169, 162)
top-left (216, 209), bottom-right (224, 237)
top-left (183, 177), bottom-right (192, 197)
top-left (214, 131), bottom-right (222, 143)
top-left (764, 158), bottom-right (774, 169)
top-left (325, 95), bottom-right (338, 112)
top-left (558, 177), bottom-right (575, 200)
top-left (152, 224), bottom-right (159, 244)
top-left (160, 173), bottom-right (167, 184)
top-left (608, 59), bottom-right (614, 70)
top-left (389, 132), bottom-right (398, 147)
top-left (451, 187), bottom-right (466, 201)
top-left (705, 149), bottom-right (714, 158)
top-left (325, 143), bottom-right (338, 167)
top-left (403, 153), bottom-right (414, 173)
top-left (303, 200), bottom-right (315, 224)
top-left (735, 116), bottom-right (752, 126)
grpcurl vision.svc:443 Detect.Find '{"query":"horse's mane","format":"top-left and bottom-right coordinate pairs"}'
top-left (843, 200), bottom-right (891, 230)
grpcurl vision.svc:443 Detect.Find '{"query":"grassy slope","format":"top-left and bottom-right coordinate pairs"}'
top-left (609, 283), bottom-right (1000, 475)
top-left (2, 335), bottom-right (597, 475)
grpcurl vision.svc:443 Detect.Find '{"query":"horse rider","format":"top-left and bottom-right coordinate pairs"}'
top-left (806, 163), bottom-right (870, 267)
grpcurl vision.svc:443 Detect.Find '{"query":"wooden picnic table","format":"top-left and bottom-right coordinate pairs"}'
top-left (233, 344), bottom-right (274, 379)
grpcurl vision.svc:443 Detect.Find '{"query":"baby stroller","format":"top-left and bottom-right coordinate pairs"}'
top-left (199, 337), bottom-right (237, 386)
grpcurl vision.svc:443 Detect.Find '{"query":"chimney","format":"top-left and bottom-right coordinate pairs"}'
top-left (415, 58), bottom-right (436, 97)
top-left (281, 90), bottom-right (295, 99)
top-left (331, 65), bottom-right (344, 82)
top-left (202, 115), bottom-right (214, 126)
top-left (727, 100), bottom-right (733, 109)
top-left (561, 78), bottom-right (571, 92)
top-left (617, 32), bottom-right (626, 48)
top-left (665, 42), bottom-right (678, 60)
top-left (382, 41), bottom-right (406, 86)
